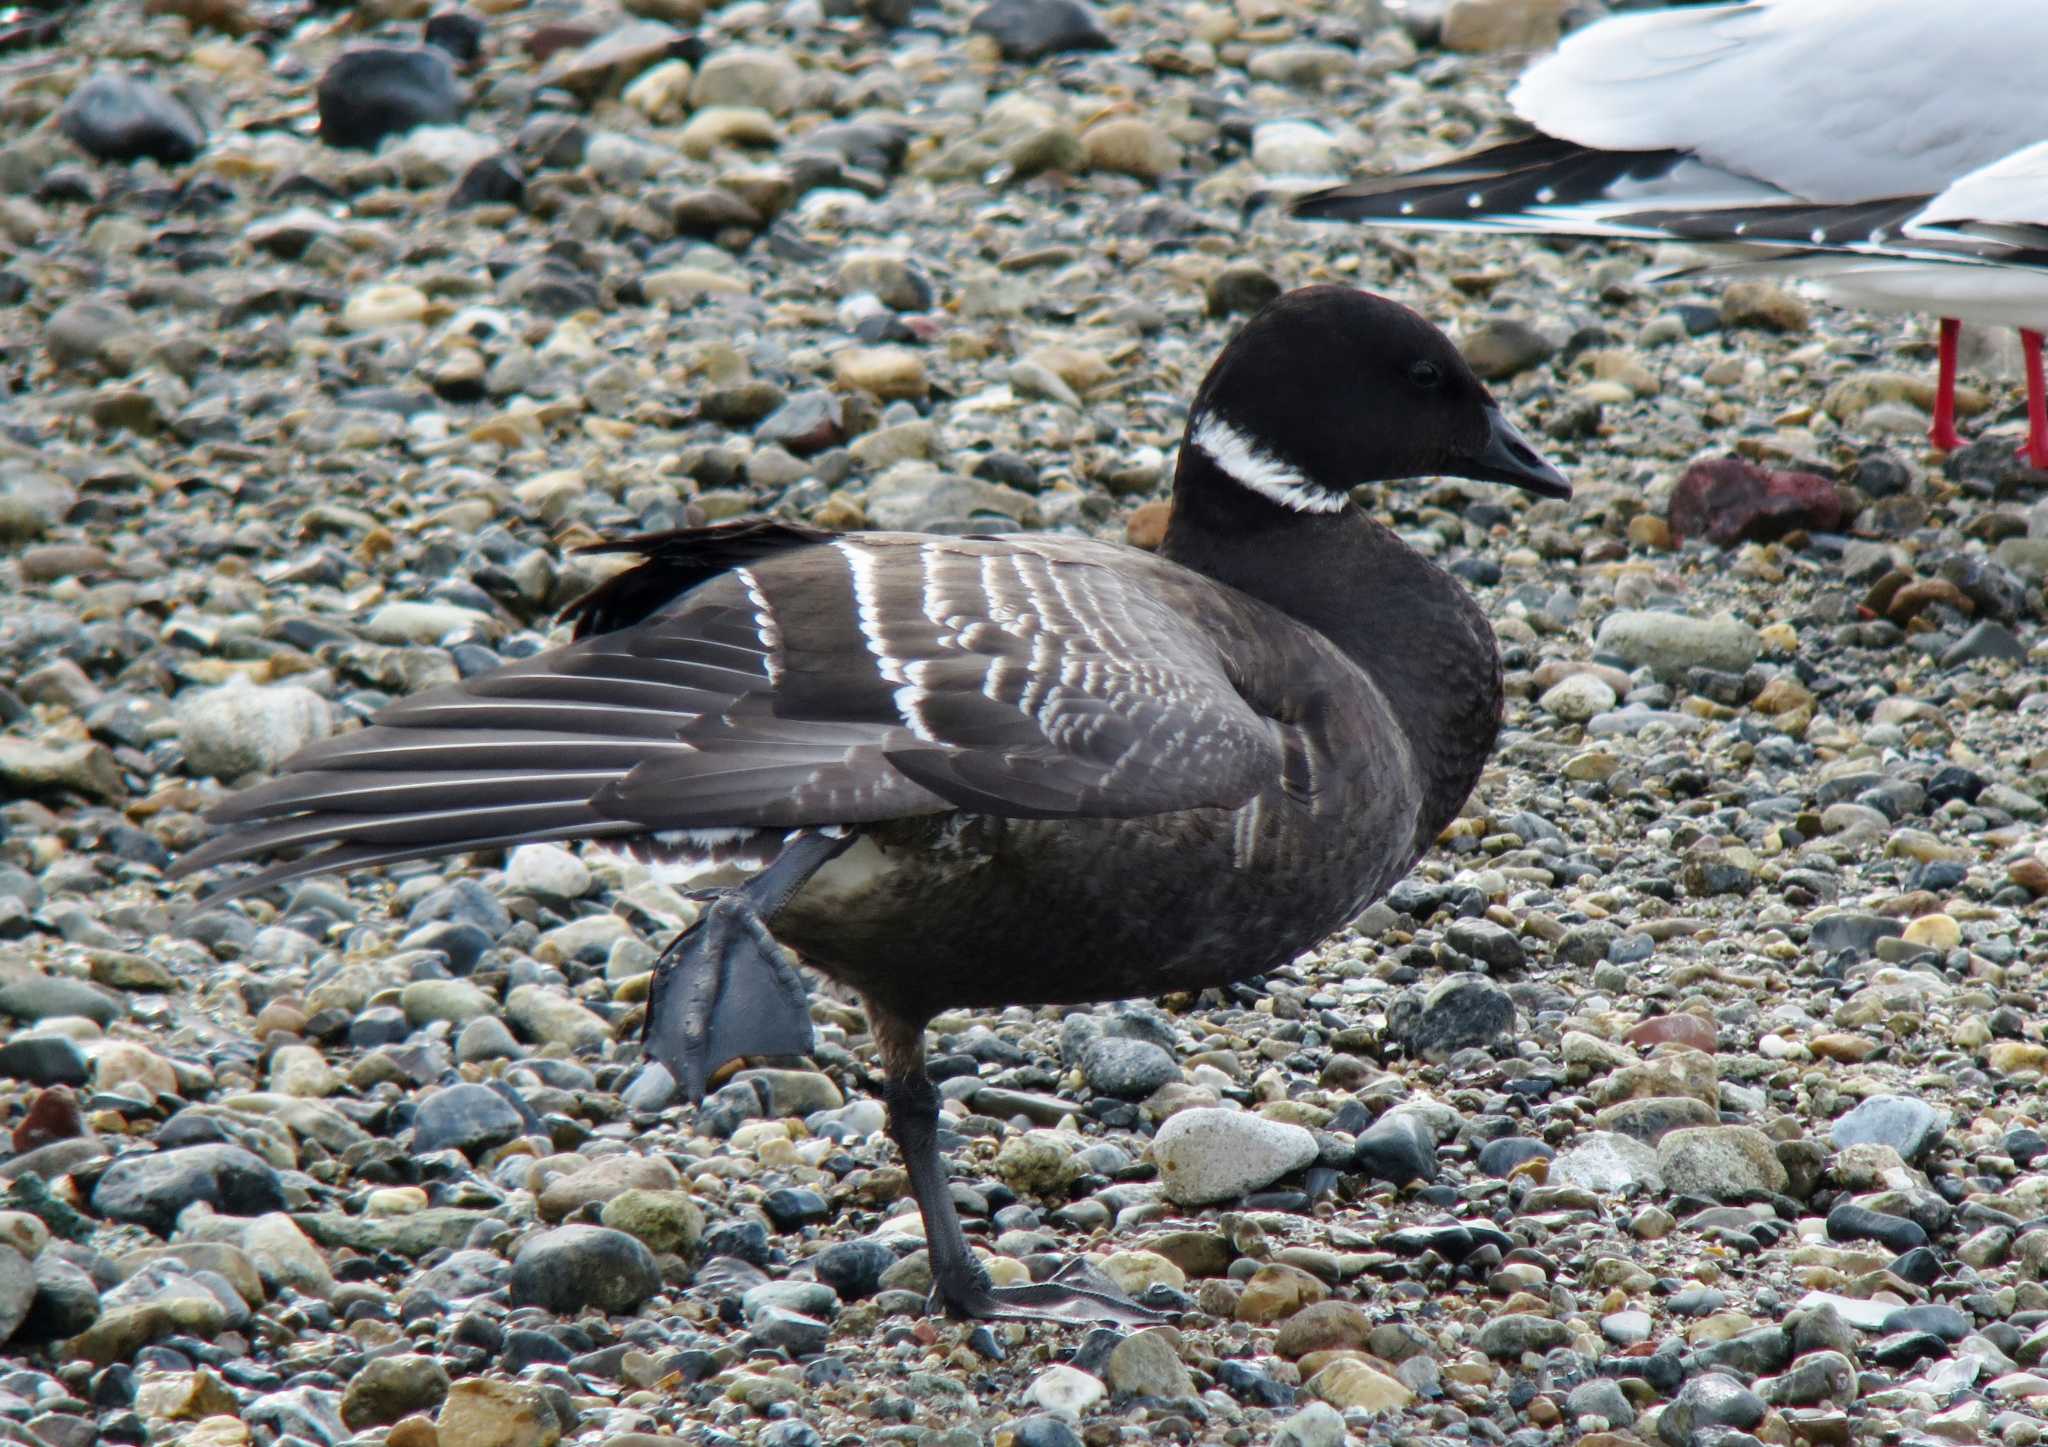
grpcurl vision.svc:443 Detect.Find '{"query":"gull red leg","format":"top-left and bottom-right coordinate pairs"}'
top-left (2022, 328), bottom-right (2048, 471)
top-left (1928, 317), bottom-right (1963, 452)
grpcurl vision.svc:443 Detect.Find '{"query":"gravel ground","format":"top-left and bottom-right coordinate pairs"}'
top-left (3, 2), bottom-right (2048, 1446)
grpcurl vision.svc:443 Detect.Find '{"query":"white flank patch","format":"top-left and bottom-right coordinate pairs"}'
top-left (1189, 412), bottom-right (1346, 514)
top-left (650, 827), bottom-right (759, 848)
top-left (802, 835), bottom-right (900, 901)
top-left (598, 828), bottom-right (765, 890)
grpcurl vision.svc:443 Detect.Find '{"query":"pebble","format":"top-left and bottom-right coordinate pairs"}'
top-left (2, 7), bottom-right (2046, 1443)
top-left (969, 0), bottom-right (1112, 60)
top-left (1080, 1037), bottom-right (1178, 1098)
top-left (176, 677), bottom-right (332, 780)
top-left (318, 46), bottom-right (464, 150)
top-left (1402, 975), bottom-right (1516, 1060)
top-left (1104, 1327), bottom-right (1192, 1398)
top-left (436, 1378), bottom-right (557, 1447)
top-left (1460, 318), bottom-right (1558, 380)
top-left (1595, 610), bottom-right (1762, 678)
top-left (1540, 671), bottom-right (1616, 721)
top-left (1152, 1108), bottom-right (1318, 1205)
top-left (1081, 118), bottom-right (1182, 181)
top-left (1251, 121), bottom-right (1346, 177)
top-left (1027, 1364), bottom-right (1105, 1417)
top-left (1656, 1125), bottom-right (1788, 1199)
top-left (412, 1082), bottom-right (526, 1158)
top-left (1441, 0), bottom-right (1566, 52)
top-left (58, 71), bottom-right (204, 165)
top-left (509, 1225), bottom-right (660, 1314)
top-left (91, 1146), bottom-right (285, 1236)
top-left (1659, 1373), bottom-right (1768, 1443)
top-left (1667, 455), bottom-right (1845, 546)
top-left (1830, 1095), bottom-right (1948, 1161)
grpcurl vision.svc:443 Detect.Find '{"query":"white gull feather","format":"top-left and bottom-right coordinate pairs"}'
top-left (1510, 0), bottom-right (2048, 205)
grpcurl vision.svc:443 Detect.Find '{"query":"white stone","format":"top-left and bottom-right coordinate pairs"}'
top-left (361, 600), bottom-right (498, 646)
top-left (690, 46), bottom-right (800, 114)
top-left (386, 125), bottom-right (499, 186)
top-left (585, 130), bottom-right (676, 187)
top-left (1273, 1401), bottom-right (1348, 1447)
top-left (1594, 610), bottom-right (1760, 679)
top-left (505, 843), bottom-right (591, 904)
top-left (1151, 1107), bottom-right (1317, 1206)
top-left (1026, 1364), bottom-right (1105, 1418)
top-left (342, 283), bottom-right (429, 331)
top-left (1549, 1132), bottom-right (1662, 1193)
top-left (1539, 672), bottom-right (1618, 723)
top-left (177, 676), bottom-right (332, 780)
top-left (1251, 120), bottom-right (1344, 177)
top-left (242, 1212), bottom-right (334, 1299)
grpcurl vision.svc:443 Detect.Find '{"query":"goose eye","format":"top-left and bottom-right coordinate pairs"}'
top-left (1409, 360), bottom-right (1443, 390)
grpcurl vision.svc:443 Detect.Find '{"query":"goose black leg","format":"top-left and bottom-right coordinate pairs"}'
top-left (873, 1010), bottom-right (1170, 1328)
top-left (643, 830), bottom-right (851, 1102)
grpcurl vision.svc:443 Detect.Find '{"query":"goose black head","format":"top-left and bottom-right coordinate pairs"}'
top-left (1179, 285), bottom-right (1570, 515)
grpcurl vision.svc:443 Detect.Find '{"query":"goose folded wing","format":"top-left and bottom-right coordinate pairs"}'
top-left (591, 537), bottom-right (1285, 825)
top-left (177, 537), bottom-right (1286, 889)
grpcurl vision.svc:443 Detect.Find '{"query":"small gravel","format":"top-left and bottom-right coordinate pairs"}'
top-left (2, 0), bottom-right (2048, 1443)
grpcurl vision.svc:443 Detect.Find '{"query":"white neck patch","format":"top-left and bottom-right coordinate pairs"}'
top-left (1188, 411), bottom-right (1347, 514)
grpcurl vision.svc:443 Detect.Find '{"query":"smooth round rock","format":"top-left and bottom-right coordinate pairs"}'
top-left (59, 71), bottom-right (204, 165)
top-left (318, 46), bottom-right (463, 151)
top-left (509, 1225), bottom-right (660, 1314)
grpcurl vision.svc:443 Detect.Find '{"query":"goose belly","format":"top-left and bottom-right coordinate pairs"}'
top-left (772, 791), bottom-right (1411, 1017)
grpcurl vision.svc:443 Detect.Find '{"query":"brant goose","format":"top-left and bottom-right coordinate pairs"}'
top-left (1291, 0), bottom-right (2048, 456)
top-left (175, 287), bottom-right (1569, 1326)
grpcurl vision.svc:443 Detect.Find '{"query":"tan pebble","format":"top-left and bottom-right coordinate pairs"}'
top-left (1721, 281), bottom-right (1810, 332)
top-left (386, 1416), bottom-right (438, 1447)
top-left (622, 58), bottom-right (693, 123)
top-left (92, 1041), bottom-right (177, 1097)
top-left (678, 101), bottom-right (781, 156)
top-left (833, 346), bottom-right (928, 400)
top-left (342, 284), bottom-right (429, 330)
top-left (1080, 118), bottom-right (1183, 180)
top-left (1235, 1262), bottom-right (1328, 1324)
top-left (1580, 348), bottom-right (1659, 396)
top-left (1752, 676), bottom-right (1815, 715)
top-left (812, 492), bottom-right (866, 530)
top-left (1125, 499), bottom-right (1172, 550)
top-left (1627, 514), bottom-right (1672, 550)
top-left (1987, 1041), bottom-right (2048, 1075)
top-left (1308, 1357), bottom-right (1414, 1412)
top-left (1808, 1033), bottom-right (1878, 1063)
top-left (183, 1418), bottom-right (253, 1447)
top-left (1440, 0), bottom-right (1565, 52)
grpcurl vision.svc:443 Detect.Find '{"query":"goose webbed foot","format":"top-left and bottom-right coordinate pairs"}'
top-left (642, 830), bottom-right (849, 1102)
top-left (933, 1258), bottom-right (1171, 1328)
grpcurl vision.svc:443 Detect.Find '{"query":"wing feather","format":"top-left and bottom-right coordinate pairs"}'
top-left (177, 529), bottom-right (1293, 893)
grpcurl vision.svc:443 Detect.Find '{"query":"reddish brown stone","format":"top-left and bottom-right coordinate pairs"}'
top-left (1667, 455), bottom-right (1846, 547)
top-left (1623, 1014), bottom-right (1718, 1054)
top-left (2010, 857), bottom-right (2048, 896)
top-left (523, 21), bottom-right (601, 61)
top-left (1885, 577), bottom-right (1974, 625)
top-left (13, 1087), bottom-right (86, 1153)
top-left (1126, 499), bottom-right (1171, 551)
